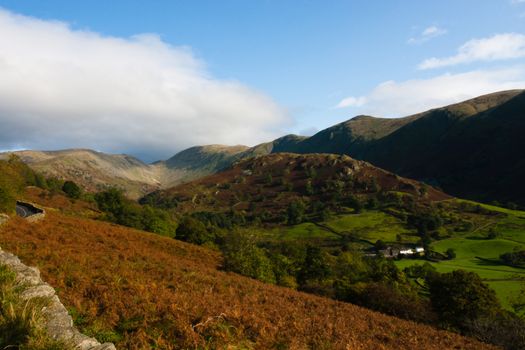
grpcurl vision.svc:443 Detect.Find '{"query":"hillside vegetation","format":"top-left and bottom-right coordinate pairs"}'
top-left (0, 208), bottom-right (495, 349)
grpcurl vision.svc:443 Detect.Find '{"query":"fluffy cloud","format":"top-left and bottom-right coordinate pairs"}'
top-left (0, 9), bottom-right (290, 161)
top-left (408, 26), bottom-right (447, 45)
top-left (335, 96), bottom-right (367, 108)
top-left (335, 67), bottom-right (525, 117)
top-left (419, 33), bottom-right (525, 70)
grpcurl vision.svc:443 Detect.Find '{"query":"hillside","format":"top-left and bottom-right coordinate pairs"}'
top-left (270, 90), bottom-right (525, 206)
top-left (0, 149), bottom-right (160, 199)
top-left (0, 146), bottom-right (253, 199)
top-left (0, 193), bottom-right (494, 349)
top-left (142, 152), bottom-right (525, 318)
top-left (146, 152), bottom-right (449, 219)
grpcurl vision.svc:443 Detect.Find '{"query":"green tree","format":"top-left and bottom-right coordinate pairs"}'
top-left (0, 185), bottom-right (15, 213)
top-left (176, 216), bottom-right (212, 244)
top-left (446, 248), bottom-right (456, 260)
top-left (305, 180), bottom-right (314, 195)
top-left (298, 245), bottom-right (331, 284)
top-left (222, 231), bottom-right (276, 283)
top-left (62, 180), bottom-right (82, 199)
top-left (141, 206), bottom-right (176, 237)
top-left (428, 270), bottom-right (500, 329)
top-left (287, 200), bottom-right (306, 225)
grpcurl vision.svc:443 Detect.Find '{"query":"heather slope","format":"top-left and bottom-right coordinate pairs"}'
top-left (0, 210), bottom-right (494, 350)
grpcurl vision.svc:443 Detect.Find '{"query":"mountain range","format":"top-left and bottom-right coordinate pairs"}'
top-left (2, 89), bottom-right (524, 205)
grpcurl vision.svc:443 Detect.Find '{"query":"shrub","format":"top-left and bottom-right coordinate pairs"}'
top-left (500, 250), bottom-right (525, 267)
top-left (62, 181), bottom-right (82, 199)
top-left (221, 231), bottom-right (276, 284)
top-left (286, 200), bottom-right (305, 225)
top-left (446, 248), bottom-right (456, 259)
top-left (176, 216), bottom-right (212, 244)
top-left (427, 270), bottom-right (501, 329)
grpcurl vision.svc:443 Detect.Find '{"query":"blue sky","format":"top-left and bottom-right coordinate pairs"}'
top-left (0, 1), bottom-right (524, 160)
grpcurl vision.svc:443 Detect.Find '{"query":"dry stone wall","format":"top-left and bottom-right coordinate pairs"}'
top-left (0, 245), bottom-right (116, 349)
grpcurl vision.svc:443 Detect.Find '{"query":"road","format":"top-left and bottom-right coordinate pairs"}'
top-left (15, 202), bottom-right (40, 218)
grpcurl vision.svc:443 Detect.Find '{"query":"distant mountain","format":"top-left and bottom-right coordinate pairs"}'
top-left (4, 90), bottom-right (524, 205)
top-left (0, 145), bottom-right (257, 199)
top-left (272, 90), bottom-right (525, 206)
top-left (0, 149), bottom-right (160, 199)
top-left (154, 144), bottom-right (251, 189)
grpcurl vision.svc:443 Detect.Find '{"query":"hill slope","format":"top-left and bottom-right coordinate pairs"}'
top-left (142, 153), bottom-right (449, 230)
top-left (0, 149), bottom-right (160, 199)
top-left (271, 90), bottom-right (525, 205)
top-left (0, 198), bottom-right (493, 349)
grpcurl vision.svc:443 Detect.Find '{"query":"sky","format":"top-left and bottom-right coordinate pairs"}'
top-left (0, 0), bottom-right (524, 161)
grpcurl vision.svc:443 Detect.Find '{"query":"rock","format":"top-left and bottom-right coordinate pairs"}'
top-left (20, 283), bottom-right (55, 299)
top-left (0, 246), bottom-right (116, 349)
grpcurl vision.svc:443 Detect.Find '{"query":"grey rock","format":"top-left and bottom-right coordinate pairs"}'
top-left (20, 283), bottom-right (55, 299)
top-left (0, 246), bottom-right (116, 349)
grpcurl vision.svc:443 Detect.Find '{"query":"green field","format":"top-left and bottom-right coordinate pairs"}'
top-left (260, 203), bottom-right (525, 310)
top-left (395, 201), bottom-right (525, 310)
top-left (323, 211), bottom-right (414, 243)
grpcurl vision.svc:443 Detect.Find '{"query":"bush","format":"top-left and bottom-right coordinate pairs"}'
top-left (446, 248), bottom-right (456, 259)
top-left (427, 270), bottom-right (501, 329)
top-left (500, 250), bottom-right (525, 267)
top-left (176, 216), bottom-right (212, 244)
top-left (0, 185), bottom-right (15, 213)
top-left (221, 231), bottom-right (276, 283)
top-left (286, 200), bottom-right (305, 225)
top-left (62, 181), bottom-right (81, 199)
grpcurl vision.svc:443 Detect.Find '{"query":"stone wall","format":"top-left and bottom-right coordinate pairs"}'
top-left (0, 246), bottom-right (116, 350)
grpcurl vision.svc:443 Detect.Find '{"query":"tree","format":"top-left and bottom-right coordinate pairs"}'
top-left (427, 270), bottom-right (500, 329)
top-left (0, 185), bottom-right (15, 213)
top-left (221, 231), bottom-right (276, 283)
top-left (487, 228), bottom-right (500, 239)
top-left (62, 181), bottom-right (81, 199)
top-left (446, 248), bottom-right (456, 260)
top-left (305, 180), bottom-right (314, 195)
top-left (95, 188), bottom-right (126, 221)
top-left (298, 245), bottom-right (331, 284)
top-left (176, 216), bottom-right (212, 244)
top-left (500, 250), bottom-right (525, 267)
top-left (374, 239), bottom-right (387, 251)
top-left (287, 200), bottom-right (305, 225)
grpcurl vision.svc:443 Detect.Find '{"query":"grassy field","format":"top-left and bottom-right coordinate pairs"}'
top-left (260, 203), bottom-right (525, 311)
top-left (323, 211), bottom-right (415, 243)
top-left (394, 201), bottom-right (525, 310)
top-left (261, 210), bottom-right (418, 247)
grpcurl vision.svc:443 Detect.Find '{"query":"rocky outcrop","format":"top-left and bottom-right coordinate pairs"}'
top-left (0, 246), bottom-right (115, 350)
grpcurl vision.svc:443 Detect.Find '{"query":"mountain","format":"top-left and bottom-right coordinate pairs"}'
top-left (158, 89), bottom-right (525, 206)
top-left (0, 146), bottom-right (255, 199)
top-left (4, 90), bottom-right (524, 205)
top-left (154, 144), bottom-right (250, 189)
top-left (275, 90), bottom-right (525, 206)
top-left (0, 149), bottom-right (160, 199)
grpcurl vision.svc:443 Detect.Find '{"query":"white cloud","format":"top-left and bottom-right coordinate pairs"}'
top-left (0, 9), bottom-right (290, 161)
top-left (408, 25), bottom-right (447, 45)
top-left (419, 33), bottom-right (525, 70)
top-left (512, 0), bottom-right (525, 4)
top-left (335, 96), bottom-right (367, 108)
top-left (335, 67), bottom-right (525, 117)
